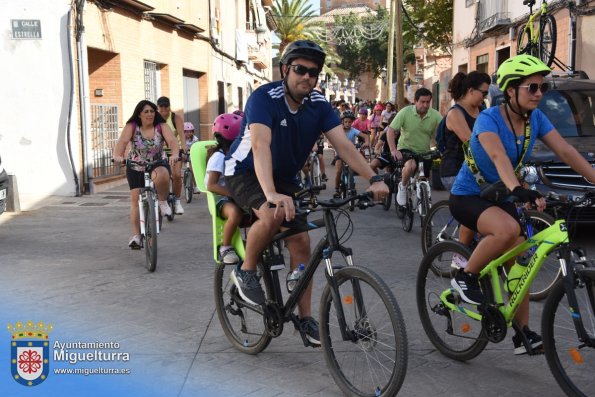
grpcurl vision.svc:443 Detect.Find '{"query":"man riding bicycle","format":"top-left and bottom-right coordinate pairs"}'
top-left (386, 87), bottom-right (442, 206)
top-left (333, 110), bottom-right (370, 198)
top-left (224, 40), bottom-right (388, 345)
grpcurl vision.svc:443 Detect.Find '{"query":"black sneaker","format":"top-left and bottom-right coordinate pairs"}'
top-left (451, 269), bottom-right (486, 305)
top-left (299, 316), bottom-right (321, 346)
top-left (512, 326), bottom-right (543, 355)
top-left (321, 173), bottom-right (328, 182)
top-left (230, 264), bottom-right (265, 306)
top-left (333, 190), bottom-right (342, 199)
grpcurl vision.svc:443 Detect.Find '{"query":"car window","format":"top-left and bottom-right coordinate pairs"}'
top-left (539, 91), bottom-right (578, 137)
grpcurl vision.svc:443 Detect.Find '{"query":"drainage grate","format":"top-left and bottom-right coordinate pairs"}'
top-left (80, 203), bottom-right (109, 207)
top-left (62, 202), bottom-right (76, 205)
top-left (103, 195), bottom-right (129, 200)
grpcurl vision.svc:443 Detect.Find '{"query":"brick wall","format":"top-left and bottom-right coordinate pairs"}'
top-left (88, 48), bottom-right (122, 121)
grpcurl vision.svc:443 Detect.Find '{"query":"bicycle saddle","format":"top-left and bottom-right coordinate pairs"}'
top-left (523, 0), bottom-right (536, 7)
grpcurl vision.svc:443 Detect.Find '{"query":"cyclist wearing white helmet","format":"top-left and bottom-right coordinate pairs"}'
top-left (449, 54), bottom-right (595, 355)
top-left (223, 39), bottom-right (388, 345)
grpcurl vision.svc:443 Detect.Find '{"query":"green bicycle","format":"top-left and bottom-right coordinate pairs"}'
top-left (517, 0), bottom-right (557, 67)
top-left (417, 192), bottom-right (595, 397)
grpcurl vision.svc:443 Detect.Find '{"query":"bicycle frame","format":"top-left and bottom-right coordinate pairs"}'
top-left (242, 203), bottom-right (365, 343)
top-left (138, 168), bottom-right (160, 236)
top-left (523, 1), bottom-right (548, 46)
top-left (440, 220), bottom-right (568, 325)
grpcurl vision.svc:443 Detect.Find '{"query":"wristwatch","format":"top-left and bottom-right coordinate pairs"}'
top-left (369, 174), bottom-right (384, 185)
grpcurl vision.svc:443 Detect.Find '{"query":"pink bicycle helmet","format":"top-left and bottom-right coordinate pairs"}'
top-left (212, 113), bottom-right (243, 141)
top-left (374, 103), bottom-right (384, 111)
top-left (183, 122), bottom-right (195, 131)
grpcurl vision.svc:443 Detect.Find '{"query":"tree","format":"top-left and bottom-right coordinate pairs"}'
top-left (402, 0), bottom-right (453, 54)
top-left (272, 0), bottom-right (340, 72)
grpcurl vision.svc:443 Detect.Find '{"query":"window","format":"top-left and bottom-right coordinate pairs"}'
top-left (238, 87), bottom-right (244, 111)
top-left (476, 54), bottom-right (489, 74)
top-left (144, 60), bottom-right (160, 102)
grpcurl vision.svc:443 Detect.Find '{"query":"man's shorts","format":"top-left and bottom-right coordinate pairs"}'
top-left (226, 172), bottom-right (307, 229)
top-left (400, 149), bottom-right (433, 176)
top-left (374, 154), bottom-right (392, 170)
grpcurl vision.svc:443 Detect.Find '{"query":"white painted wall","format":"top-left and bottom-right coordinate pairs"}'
top-left (0, 0), bottom-right (80, 208)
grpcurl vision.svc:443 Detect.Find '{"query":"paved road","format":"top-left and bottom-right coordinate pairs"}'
top-left (1, 162), bottom-right (593, 397)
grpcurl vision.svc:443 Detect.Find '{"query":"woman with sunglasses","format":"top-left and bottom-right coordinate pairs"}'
top-left (449, 54), bottom-right (595, 355)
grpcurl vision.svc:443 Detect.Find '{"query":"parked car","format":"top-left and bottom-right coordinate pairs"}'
top-left (492, 74), bottom-right (595, 223)
top-left (0, 155), bottom-right (7, 215)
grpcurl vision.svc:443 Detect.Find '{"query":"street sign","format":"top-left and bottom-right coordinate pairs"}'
top-left (11, 19), bottom-right (42, 40)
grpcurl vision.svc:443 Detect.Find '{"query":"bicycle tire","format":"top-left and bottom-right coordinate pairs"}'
top-left (539, 14), bottom-right (557, 68)
top-left (418, 183), bottom-right (431, 227)
top-left (421, 200), bottom-right (458, 255)
top-left (310, 155), bottom-right (322, 187)
top-left (320, 266), bottom-right (408, 397)
top-left (402, 192), bottom-right (414, 232)
top-left (517, 25), bottom-right (534, 56)
top-left (382, 189), bottom-right (392, 211)
top-left (524, 210), bottom-right (560, 301)
top-left (144, 196), bottom-right (158, 272)
top-left (184, 170), bottom-right (193, 203)
top-left (542, 270), bottom-right (595, 397)
top-left (214, 262), bottom-right (272, 354)
top-left (417, 241), bottom-right (488, 361)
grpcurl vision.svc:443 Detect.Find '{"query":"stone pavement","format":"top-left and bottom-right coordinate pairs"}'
top-left (0, 166), bottom-right (586, 397)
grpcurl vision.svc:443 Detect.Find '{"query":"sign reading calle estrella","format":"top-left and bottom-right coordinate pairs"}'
top-left (11, 19), bottom-right (42, 40)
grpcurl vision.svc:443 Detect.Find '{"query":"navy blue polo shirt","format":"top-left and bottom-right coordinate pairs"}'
top-left (224, 81), bottom-right (340, 183)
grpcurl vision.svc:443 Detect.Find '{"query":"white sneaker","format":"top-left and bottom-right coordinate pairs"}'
top-left (175, 199), bottom-right (184, 215)
top-left (396, 182), bottom-right (407, 206)
top-left (159, 201), bottom-right (172, 216)
top-left (450, 253), bottom-right (469, 269)
top-left (220, 248), bottom-right (240, 264)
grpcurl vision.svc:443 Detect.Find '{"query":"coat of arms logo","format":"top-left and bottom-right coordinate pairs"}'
top-left (7, 320), bottom-right (52, 386)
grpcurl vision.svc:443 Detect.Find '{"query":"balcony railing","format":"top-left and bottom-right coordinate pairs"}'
top-left (478, 0), bottom-right (511, 33)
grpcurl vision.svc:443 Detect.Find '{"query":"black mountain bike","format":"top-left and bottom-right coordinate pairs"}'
top-left (214, 188), bottom-right (408, 396)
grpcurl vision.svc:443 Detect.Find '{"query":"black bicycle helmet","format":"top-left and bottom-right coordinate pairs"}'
top-left (279, 40), bottom-right (326, 71)
top-left (340, 110), bottom-right (356, 121)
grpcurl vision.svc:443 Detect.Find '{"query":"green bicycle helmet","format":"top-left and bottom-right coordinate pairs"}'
top-left (497, 54), bottom-right (551, 91)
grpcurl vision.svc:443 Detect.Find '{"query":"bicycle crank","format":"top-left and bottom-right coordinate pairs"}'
top-left (480, 304), bottom-right (507, 343)
top-left (262, 303), bottom-right (283, 337)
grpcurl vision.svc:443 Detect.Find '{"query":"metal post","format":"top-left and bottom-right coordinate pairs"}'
top-left (387, 0), bottom-right (396, 102)
top-left (395, 0), bottom-right (404, 109)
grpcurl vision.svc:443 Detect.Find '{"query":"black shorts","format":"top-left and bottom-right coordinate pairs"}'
top-left (126, 163), bottom-right (171, 190)
top-left (449, 194), bottom-right (521, 233)
top-left (400, 149), bottom-right (433, 176)
top-left (226, 172), bottom-right (307, 229)
top-left (374, 155), bottom-right (392, 170)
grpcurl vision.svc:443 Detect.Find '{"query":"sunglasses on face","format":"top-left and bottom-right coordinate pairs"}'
top-left (477, 89), bottom-right (489, 98)
top-left (288, 64), bottom-right (320, 77)
top-left (519, 82), bottom-right (550, 95)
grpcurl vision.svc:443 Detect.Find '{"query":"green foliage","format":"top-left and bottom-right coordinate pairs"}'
top-left (403, 0), bottom-right (453, 53)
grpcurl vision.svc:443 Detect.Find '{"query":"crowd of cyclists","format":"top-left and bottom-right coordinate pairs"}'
top-left (112, 40), bottom-right (595, 392)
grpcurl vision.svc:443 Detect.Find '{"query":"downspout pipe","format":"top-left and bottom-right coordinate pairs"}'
top-left (67, 7), bottom-right (80, 196)
top-left (75, 0), bottom-right (94, 194)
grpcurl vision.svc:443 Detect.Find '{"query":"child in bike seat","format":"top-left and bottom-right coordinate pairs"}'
top-left (205, 113), bottom-right (244, 264)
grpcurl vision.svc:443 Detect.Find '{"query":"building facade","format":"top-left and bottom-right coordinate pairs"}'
top-left (1, 0), bottom-right (276, 209)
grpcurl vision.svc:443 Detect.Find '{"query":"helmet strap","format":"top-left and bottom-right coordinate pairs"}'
top-left (505, 89), bottom-right (530, 122)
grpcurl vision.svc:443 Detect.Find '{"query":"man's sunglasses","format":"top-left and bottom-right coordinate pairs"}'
top-left (518, 82), bottom-right (550, 95)
top-left (288, 64), bottom-right (320, 77)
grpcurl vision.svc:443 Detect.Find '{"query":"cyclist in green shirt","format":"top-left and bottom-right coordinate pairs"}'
top-left (386, 87), bottom-right (442, 205)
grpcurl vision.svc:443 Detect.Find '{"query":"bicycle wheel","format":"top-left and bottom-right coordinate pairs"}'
top-left (320, 266), bottom-right (408, 397)
top-left (214, 262), bottom-right (272, 354)
top-left (348, 169), bottom-right (356, 212)
top-left (421, 200), bottom-right (459, 255)
top-left (382, 177), bottom-right (392, 211)
top-left (517, 25), bottom-right (535, 56)
top-left (418, 183), bottom-right (431, 227)
top-left (144, 195), bottom-right (158, 272)
top-left (310, 155), bottom-right (322, 186)
top-left (525, 210), bottom-right (560, 301)
top-left (184, 170), bottom-right (193, 203)
top-left (402, 191), bottom-right (414, 232)
top-left (417, 241), bottom-right (488, 361)
top-left (542, 270), bottom-right (595, 397)
top-left (538, 14), bottom-right (557, 68)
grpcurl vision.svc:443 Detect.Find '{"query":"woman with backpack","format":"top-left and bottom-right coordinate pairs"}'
top-left (440, 71), bottom-right (491, 190)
